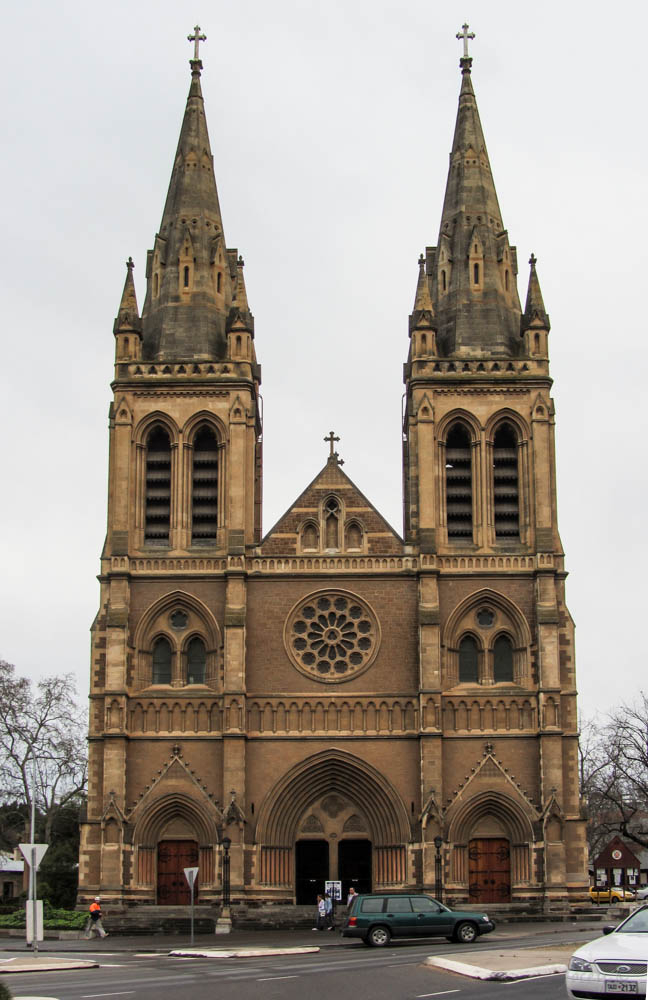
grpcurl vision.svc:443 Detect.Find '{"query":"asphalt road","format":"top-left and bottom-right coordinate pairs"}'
top-left (1, 927), bottom-right (596, 1000)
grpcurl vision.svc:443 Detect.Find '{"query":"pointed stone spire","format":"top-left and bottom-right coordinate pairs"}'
top-left (521, 254), bottom-right (550, 332)
top-left (114, 257), bottom-right (141, 334)
top-left (140, 30), bottom-right (238, 361)
top-left (113, 257), bottom-right (141, 361)
top-left (431, 34), bottom-right (522, 357)
top-left (409, 254), bottom-right (436, 334)
top-left (228, 254), bottom-right (254, 335)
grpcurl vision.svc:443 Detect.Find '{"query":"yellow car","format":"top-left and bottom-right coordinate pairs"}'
top-left (589, 886), bottom-right (636, 903)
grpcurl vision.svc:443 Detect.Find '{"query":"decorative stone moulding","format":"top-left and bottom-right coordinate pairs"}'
top-left (284, 589), bottom-right (381, 683)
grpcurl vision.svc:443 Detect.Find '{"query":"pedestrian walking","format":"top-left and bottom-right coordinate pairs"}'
top-left (347, 886), bottom-right (358, 910)
top-left (312, 893), bottom-right (326, 930)
top-left (324, 891), bottom-right (334, 929)
top-left (84, 896), bottom-right (109, 939)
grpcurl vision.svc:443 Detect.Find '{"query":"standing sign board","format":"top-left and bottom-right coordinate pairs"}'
top-left (25, 900), bottom-right (43, 944)
top-left (325, 880), bottom-right (342, 901)
top-left (184, 866), bottom-right (199, 946)
top-left (18, 844), bottom-right (49, 870)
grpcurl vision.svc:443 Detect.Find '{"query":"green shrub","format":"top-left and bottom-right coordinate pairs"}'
top-left (0, 980), bottom-right (13, 999)
top-left (0, 907), bottom-right (87, 930)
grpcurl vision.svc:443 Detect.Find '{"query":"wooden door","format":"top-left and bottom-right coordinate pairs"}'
top-left (468, 838), bottom-right (510, 903)
top-left (157, 840), bottom-right (199, 905)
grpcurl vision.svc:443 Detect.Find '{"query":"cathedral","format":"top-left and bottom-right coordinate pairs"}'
top-left (78, 26), bottom-right (588, 914)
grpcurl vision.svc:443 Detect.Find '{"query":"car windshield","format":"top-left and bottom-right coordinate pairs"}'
top-left (617, 908), bottom-right (648, 933)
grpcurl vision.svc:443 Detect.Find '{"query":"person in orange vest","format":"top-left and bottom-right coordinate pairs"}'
top-left (84, 896), bottom-right (108, 939)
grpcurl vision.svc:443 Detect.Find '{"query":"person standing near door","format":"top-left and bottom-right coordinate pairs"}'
top-left (324, 891), bottom-right (334, 929)
top-left (313, 893), bottom-right (326, 930)
top-left (347, 886), bottom-right (358, 910)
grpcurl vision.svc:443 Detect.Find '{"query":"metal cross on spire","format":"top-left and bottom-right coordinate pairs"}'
top-left (456, 22), bottom-right (475, 59)
top-left (324, 430), bottom-right (340, 457)
top-left (188, 25), bottom-right (207, 62)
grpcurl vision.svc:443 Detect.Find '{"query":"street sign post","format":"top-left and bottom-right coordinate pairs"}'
top-left (184, 866), bottom-right (199, 946)
top-left (19, 843), bottom-right (48, 956)
top-left (325, 879), bottom-right (343, 927)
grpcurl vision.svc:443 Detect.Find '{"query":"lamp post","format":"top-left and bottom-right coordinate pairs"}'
top-left (222, 836), bottom-right (231, 909)
top-left (434, 835), bottom-right (444, 903)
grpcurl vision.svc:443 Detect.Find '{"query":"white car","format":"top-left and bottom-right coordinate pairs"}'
top-left (566, 905), bottom-right (648, 997)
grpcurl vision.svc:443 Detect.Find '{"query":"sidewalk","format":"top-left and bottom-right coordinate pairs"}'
top-left (0, 919), bottom-right (606, 954)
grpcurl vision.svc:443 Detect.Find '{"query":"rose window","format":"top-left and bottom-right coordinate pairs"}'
top-left (285, 591), bottom-right (380, 683)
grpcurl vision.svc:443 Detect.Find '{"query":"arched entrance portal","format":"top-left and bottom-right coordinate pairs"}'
top-left (157, 840), bottom-right (199, 905)
top-left (468, 838), bottom-right (510, 903)
top-left (257, 749), bottom-right (410, 900)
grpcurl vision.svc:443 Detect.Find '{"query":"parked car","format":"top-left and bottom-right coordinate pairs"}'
top-left (566, 904), bottom-right (648, 998)
top-left (341, 893), bottom-right (495, 947)
top-left (635, 885), bottom-right (648, 900)
top-left (589, 886), bottom-right (636, 903)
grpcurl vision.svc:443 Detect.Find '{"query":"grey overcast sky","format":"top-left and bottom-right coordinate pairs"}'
top-left (0, 0), bottom-right (645, 720)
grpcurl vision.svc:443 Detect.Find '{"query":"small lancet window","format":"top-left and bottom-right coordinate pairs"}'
top-left (324, 496), bottom-right (340, 549)
top-left (504, 269), bottom-right (510, 291)
top-left (445, 423), bottom-right (473, 540)
top-left (459, 635), bottom-right (479, 683)
top-left (493, 635), bottom-right (514, 683)
top-left (183, 266), bottom-right (190, 288)
top-left (493, 423), bottom-right (520, 540)
top-left (217, 271), bottom-right (222, 293)
top-left (345, 521), bottom-right (363, 550)
top-left (534, 333), bottom-right (540, 352)
top-left (473, 262), bottom-right (480, 285)
top-left (302, 522), bottom-right (319, 550)
top-left (153, 273), bottom-right (159, 297)
top-left (191, 425), bottom-right (219, 543)
top-left (441, 270), bottom-right (447, 292)
top-left (144, 426), bottom-right (171, 543)
top-left (186, 637), bottom-right (206, 684)
top-left (152, 637), bottom-right (172, 684)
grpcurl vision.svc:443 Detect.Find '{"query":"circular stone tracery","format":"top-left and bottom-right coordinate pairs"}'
top-left (285, 591), bottom-right (380, 683)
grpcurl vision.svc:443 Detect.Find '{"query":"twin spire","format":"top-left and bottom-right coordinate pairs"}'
top-left (411, 24), bottom-right (549, 359)
top-left (115, 27), bottom-right (253, 363)
top-left (115, 25), bottom-right (548, 365)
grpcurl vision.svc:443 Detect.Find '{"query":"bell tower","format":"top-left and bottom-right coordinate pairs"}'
top-left (80, 29), bottom-right (261, 901)
top-left (403, 27), bottom-right (586, 905)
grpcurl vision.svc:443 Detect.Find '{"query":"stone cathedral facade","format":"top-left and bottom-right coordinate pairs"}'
top-left (79, 35), bottom-right (588, 913)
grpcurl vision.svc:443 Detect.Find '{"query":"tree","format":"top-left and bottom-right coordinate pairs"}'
top-left (580, 694), bottom-right (648, 856)
top-left (0, 661), bottom-right (87, 845)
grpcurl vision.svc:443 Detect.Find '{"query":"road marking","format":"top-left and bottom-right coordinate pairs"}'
top-left (256, 975), bottom-right (299, 981)
top-left (81, 993), bottom-right (136, 998)
top-left (503, 972), bottom-right (564, 984)
top-left (416, 993), bottom-right (461, 998)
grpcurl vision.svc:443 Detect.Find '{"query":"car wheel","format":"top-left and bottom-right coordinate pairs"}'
top-left (454, 921), bottom-right (478, 944)
top-left (367, 925), bottom-right (391, 947)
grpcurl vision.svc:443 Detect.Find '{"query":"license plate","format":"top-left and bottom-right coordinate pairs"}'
top-left (605, 982), bottom-right (639, 994)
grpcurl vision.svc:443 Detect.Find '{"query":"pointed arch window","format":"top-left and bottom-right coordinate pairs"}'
top-left (191, 426), bottom-right (219, 543)
top-left (345, 521), bottom-right (363, 550)
top-left (445, 423), bottom-right (473, 540)
top-left (301, 521), bottom-right (319, 551)
top-left (145, 427), bottom-right (171, 543)
top-left (324, 497), bottom-right (340, 550)
top-left (459, 635), bottom-right (479, 683)
top-left (186, 637), bottom-right (206, 684)
top-left (152, 637), bottom-right (172, 684)
top-left (493, 423), bottom-right (520, 539)
top-left (493, 635), bottom-right (514, 683)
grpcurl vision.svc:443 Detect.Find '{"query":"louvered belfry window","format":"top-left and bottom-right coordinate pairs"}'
top-left (493, 635), bottom-right (514, 683)
top-left (145, 427), bottom-right (171, 542)
top-left (186, 637), bottom-right (206, 684)
top-left (446, 423), bottom-right (473, 539)
top-left (192, 426), bottom-right (219, 543)
top-left (493, 423), bottom-right (520, 539)
top-left (459, 635), bottom-right (479, 683)
top-left (152, 637), bottom-right (172, 684)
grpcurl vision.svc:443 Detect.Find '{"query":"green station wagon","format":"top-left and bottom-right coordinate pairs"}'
top-left (342, 893), bottom-right (496, 947)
